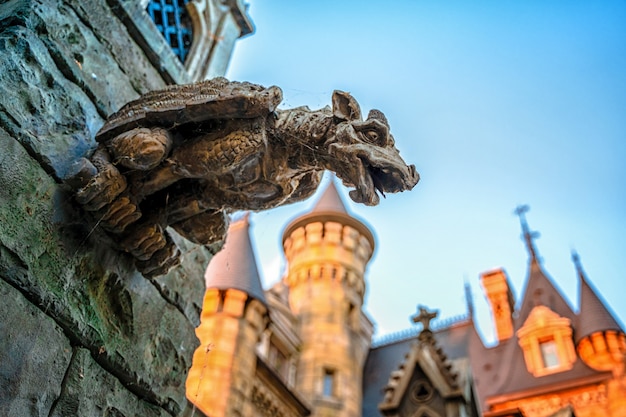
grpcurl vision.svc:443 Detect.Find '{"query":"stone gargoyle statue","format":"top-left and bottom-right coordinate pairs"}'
top-left (67, 78), bottom-right (419, 277)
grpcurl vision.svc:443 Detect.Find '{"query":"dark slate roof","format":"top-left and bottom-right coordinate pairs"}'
top-left (514, 260), bottom-right (576, 329)
top-left (312, 180), bottom-right (348, 214)
top-left (469, 259), bottom-right (612, 414)
top-left (576, 273), bottom-right (624, 342)
top-left (469, 327), bottom-right (606, 414)
top-left (362, 320), bottom-right (473, 417)
top-left (204, 214), bottom-right (267, 306)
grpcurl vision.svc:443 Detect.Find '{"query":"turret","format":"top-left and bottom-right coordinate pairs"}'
top-left (282, 181), bottom-right (374, 417)
top-left (185, 214), bottom-right (269, 417)
top-left (573, 251), bottom-right (626, 416)
top-left (573, 252), bottom-right (626, 374)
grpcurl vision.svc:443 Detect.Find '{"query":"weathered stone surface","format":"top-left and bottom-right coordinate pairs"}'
top-left (106, 0), bottom-right (191, 85)
top-left (1, 0), bottom-right (154, 115)
top-left (0, 129), bottom-right (102, 342)
top-left (50, 348), bottom-right (170, 417)
top-left (0, 0), bottom-right (251, 413)
top-left (0, 278), bottom-right (72, 417)
top-left (153, 230), bottom-right (215, 327)
top-left (0, 26), bottom-right (100, 179)
top-left (31, 0), bottom-right (141, 115)
top-left (65, 0), bottom-right (167, 95)
top-left (0, 130), bottom-right (197, 415)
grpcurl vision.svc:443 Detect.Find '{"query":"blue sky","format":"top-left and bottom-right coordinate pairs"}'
top-left (226, 1), bottom-right (626, 343)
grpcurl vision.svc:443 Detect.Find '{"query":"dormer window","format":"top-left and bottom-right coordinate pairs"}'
top-left (517, 306), bottom-right (576, 377)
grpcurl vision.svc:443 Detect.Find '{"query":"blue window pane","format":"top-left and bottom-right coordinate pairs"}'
top-left (147, 0), bottom-right (193, 64)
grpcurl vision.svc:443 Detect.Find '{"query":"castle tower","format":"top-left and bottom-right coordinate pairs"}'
top-left (282, 181), bottom-right (375, 417)
top-left (185, 214), bottom-right (269, 417)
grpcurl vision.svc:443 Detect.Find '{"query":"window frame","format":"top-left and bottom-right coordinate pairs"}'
top-left (516, 305), bottom-right (576, 377)
top-left (322, 368), bottom-right (336, 398)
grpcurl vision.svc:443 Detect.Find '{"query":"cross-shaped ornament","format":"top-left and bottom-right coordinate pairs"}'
top-left (412, 305), bottom-right (438, 332)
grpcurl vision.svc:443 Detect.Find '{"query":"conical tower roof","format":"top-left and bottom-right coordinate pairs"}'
top-left (204, 214), bottom-right (267, 306)
top-left (312, 180), bottom-right (348, 214)
top-left (282, 179), bottom-right (375, 249)
top-left (573, 252), bottom-right (623, 342)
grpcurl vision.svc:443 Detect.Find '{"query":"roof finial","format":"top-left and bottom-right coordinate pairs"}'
top-left (412, 305), bottom-right (438, 332)
top-left (571, 249), bottom-right (586, 282)
top-left (464, 279), bottom-right (475, 319)
top-left (514, 204), bottom-right (541, 265)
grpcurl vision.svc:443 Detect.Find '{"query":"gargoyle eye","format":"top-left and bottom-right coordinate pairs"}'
top-left (365, 131), bottom-right (379, 142)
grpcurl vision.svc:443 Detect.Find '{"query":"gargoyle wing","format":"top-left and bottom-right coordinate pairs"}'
top-left (96, 78), bottom-right (283, 142)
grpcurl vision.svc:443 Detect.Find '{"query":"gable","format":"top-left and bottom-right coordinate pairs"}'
top-left (394, 362), bottom-right (447, 417)
top-left (378, 333), bottom-right (464, 416)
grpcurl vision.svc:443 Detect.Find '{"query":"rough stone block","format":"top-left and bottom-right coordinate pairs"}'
top-left (0, 278), bottom-right (72, 417)
top-left (0, 130), bottom-right (197, 415)
top-left (152, 230), bottom-right (212, 328)
top-left (30, 0), bottom-right (141, 115)
top-left (64, 0), bottom-right (167, 94)
top-left (49, 348), bottom-right (170, 417)
top-left (0, 26), bottom-right (100, 179)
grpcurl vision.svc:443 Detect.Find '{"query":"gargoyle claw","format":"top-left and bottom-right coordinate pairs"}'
top-left (108, 127), bottom-right (172, 171)
top-left (121, 223), bottom-right (167, 261)
top-left (136, 238), bottom-right (181, 278)
top-left (97, 195), bottom-right (141, 233)
top-left (74, 152), bottom-right (127, 212)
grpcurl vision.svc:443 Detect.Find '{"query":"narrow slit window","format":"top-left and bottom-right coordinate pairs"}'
top-left (323, 369), bottom-right (335, 397)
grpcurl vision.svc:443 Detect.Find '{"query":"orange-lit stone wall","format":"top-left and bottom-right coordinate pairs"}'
top-left (185, 288), bottom-right (268, 417)
top-left (284, 218), bottom-right (374, 417)
top-left (487, 379), bottom-right (626, 417)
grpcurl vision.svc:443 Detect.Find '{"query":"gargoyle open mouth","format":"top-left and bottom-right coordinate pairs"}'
top-left (347, 153), bottom-right (419, 206)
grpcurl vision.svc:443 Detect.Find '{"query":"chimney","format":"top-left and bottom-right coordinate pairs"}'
top-left (481, 268), bottom-right (515, 343)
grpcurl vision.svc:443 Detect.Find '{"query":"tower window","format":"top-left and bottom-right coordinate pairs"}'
top-left (539, 339), bottom-right (560, 369)
top-left (347, 302), bottom-right (355, 326)
top-left (322, 369), bottom-right (335, 397)
top-left (146, 0), bottom-right (193, 63)
top-left (268, 342), bottom-right (289, 380)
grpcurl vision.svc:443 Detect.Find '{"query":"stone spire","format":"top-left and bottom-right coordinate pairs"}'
top-left (204, 213), bottom-right (267, 306)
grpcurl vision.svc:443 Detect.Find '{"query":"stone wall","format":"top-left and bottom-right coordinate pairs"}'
top-left (0, 0), bottom-right (221, 415)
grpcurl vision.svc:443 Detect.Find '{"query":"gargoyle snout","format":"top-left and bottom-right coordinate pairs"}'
top-left (407, 164), bottom-right (420, 189)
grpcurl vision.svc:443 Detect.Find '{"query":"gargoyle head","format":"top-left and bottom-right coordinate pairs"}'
top-left (329, 91), bottom-right (420, 206)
